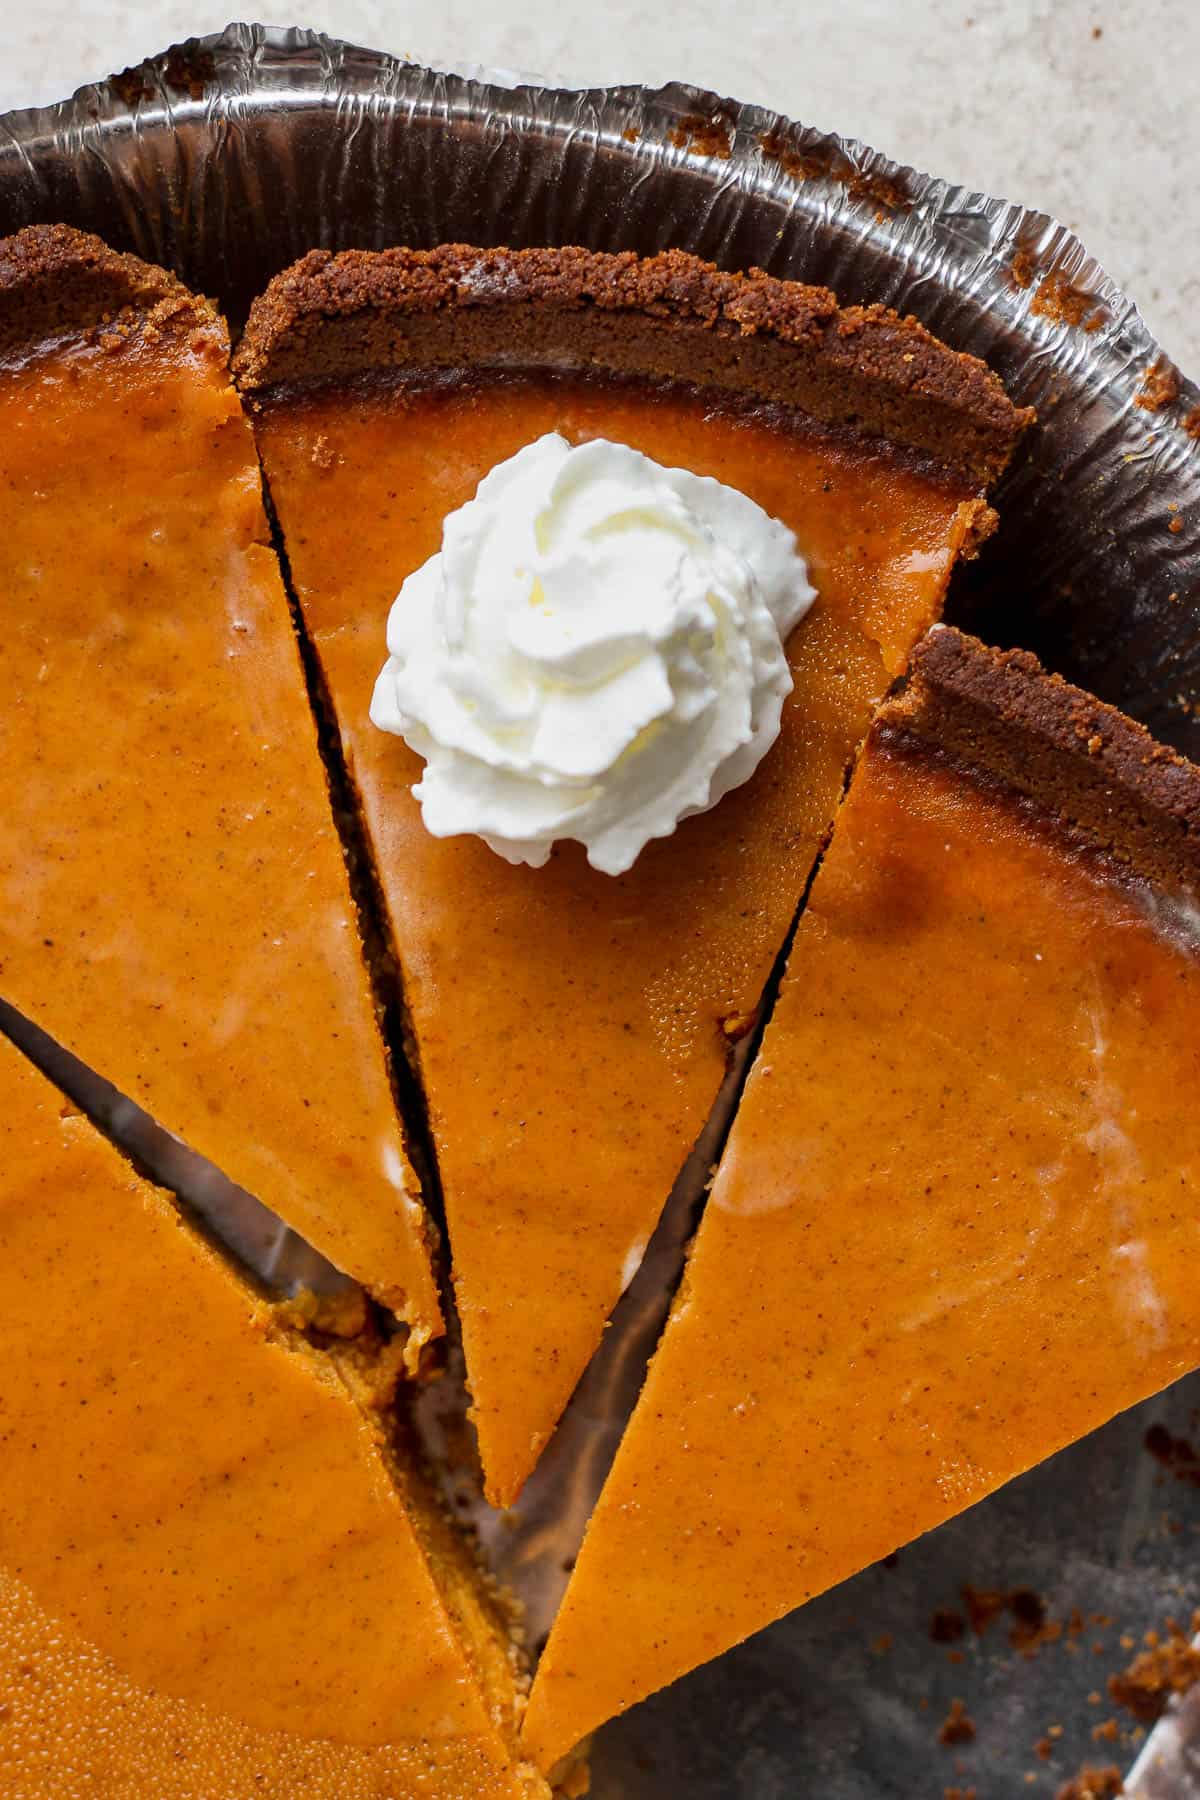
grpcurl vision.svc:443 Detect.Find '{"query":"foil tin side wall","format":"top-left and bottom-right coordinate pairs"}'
top-left (0, 23), bottom-right (1197, 751)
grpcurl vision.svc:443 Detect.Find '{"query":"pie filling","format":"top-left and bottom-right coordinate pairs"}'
top-left (521, 627), bottom-right (1200, 1769)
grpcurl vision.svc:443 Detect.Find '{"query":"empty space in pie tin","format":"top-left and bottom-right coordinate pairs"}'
top-left (1, 24), bottom-right (1198, 1798)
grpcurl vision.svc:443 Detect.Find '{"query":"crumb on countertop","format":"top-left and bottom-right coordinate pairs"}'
top-left (1055, 1767), bottom-right (1123, 1800)
top-left (939, 1698), bottom-right (976, 1746)
top-left (1108, 1611), bottom-right (1200, 1723)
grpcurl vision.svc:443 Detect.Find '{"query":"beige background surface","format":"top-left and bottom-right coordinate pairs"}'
top-left (1, 1), bottom-right (1197, 371)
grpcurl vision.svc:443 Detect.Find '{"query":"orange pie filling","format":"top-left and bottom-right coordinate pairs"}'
top-left (522, 628), bottom-right (1200, 1770)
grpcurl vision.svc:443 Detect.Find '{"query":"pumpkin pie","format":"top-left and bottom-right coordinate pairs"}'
top-left (0, 226), bottom-right (440, 1350)
top-left (0, 1029), bottom-right (548, 1797)
top-left (522, 625), bottom-right (1200, 1772)
top-left (236, 245), bottom-right (1032, 1505)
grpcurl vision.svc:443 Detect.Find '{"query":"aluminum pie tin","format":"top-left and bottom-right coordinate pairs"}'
top-left (1, 24), bottom-right (1198, 1799)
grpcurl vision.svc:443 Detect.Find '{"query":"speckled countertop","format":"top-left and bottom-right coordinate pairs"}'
top-left (1, 0), bottom-right (1197, 370)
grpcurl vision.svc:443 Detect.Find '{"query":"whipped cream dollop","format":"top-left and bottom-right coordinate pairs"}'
top-left (369, 432), bottom-right (816, 876)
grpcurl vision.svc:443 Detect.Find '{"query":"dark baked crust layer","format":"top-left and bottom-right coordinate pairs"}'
top-left (0, 223), bottom-right (221, 362)
top-left (233, 244), bottom-right (1033, 487)
top-left (880, 626), bottom-right (1200, 894)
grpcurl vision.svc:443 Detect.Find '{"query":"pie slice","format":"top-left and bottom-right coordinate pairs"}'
top-left (0, 1029), bottom-right (549, 1797)
top-left (522, 625), bottom-right (1200, 1771)
top-left (0, 226), bottom-right (440, 1347)
top-left (236, 245), bottom-right (1032, 1504)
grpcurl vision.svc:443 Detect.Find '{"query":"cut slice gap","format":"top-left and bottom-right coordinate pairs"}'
top-left (0, 1026), bottom-right (550, 1797)
top-left (413, 745), bottom-right (860, 1653)
top-left (413, 1049), bottom-right (749, 1650)
top-left (0, 992), bottom-right (357, 1311)
top-left (480, 1051), bottom-right (757, 1637)
top-left (258, 469), bottom-right (449, 1256)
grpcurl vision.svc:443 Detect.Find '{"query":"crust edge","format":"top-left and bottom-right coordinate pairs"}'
top-left (0, 223), bottom-right (222, 362)
top-left (879, 626), bottom-right (1200, 895)
top-left (233, 244), bottom-right (1033, 488)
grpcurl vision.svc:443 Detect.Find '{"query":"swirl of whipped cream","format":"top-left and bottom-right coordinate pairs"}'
top-left (370, 432), bottom-right (816, 876)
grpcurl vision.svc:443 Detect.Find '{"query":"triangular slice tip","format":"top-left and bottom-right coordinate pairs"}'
top-left (235, 242), bottom-right (1032, 1503)
top-left (0, 223), bottom-right (441, 1350)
